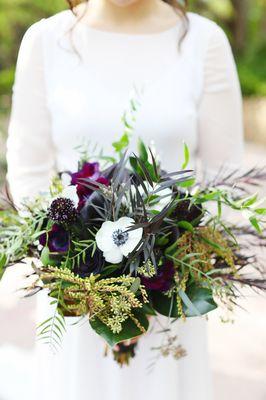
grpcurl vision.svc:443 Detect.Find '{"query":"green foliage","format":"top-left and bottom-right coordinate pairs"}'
top-left (37, 310), bottom-right (66, 352)
top-left (90, 309), bottom-right (149, 347)
top-left (0, 68), bottom-right (15, 96)
top-left (237, 45), bottom-right (266, 96)
top-left (190, 0), bottom-right (266, 96)
top-left (181, 142), bottom-right (190, 170)
top-left (0, 253), bottom-right (7, 279)
top-left (150, 285), bottom-right (217, 318)
top-left (180, 285), bottom-right (217, 317)
top-left (0, 204), bottom-right (47, 270)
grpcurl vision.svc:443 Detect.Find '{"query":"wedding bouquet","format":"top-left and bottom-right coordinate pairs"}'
top-left (1, 133), bottom-right (266, 366)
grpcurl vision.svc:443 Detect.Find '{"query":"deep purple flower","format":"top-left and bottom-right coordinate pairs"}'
top-left (73, 249), bottom-right (104, 278)
top-left (141, 260), bottom-right (175, 292)
top-left (173, 197), bottom-right (203, 224)
top-left (48, 197), bottom-right (77, 225)
top-left (70, 162), bottom-right (109, 210)
top-left (39, 224), bottom-right (70, 253)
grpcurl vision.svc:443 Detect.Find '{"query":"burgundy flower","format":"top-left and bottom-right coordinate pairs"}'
top-left (71, 162), bottom-right (100, 185)
top-left (141, 260), bottom-right (175, 292)
top-left (70, 162), bottom-right (109, 210)
top-left (39, 224), bottom-right (70, 253)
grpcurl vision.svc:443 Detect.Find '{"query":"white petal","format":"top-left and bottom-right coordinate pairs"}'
top-left (151, 187), bottom-right (172, 212)
top-left (61, 173), bottom-right (72, 186)
top-left (116, 217), bottom-right (135, 231)
top-left (61, 185), bottom-right (79, 207)
top-left (103, 247), bottom-right (123, 264)
top-left (95, 221), bottom-right (116, 252)
top-left (120, 227), bottom-right (143, 257)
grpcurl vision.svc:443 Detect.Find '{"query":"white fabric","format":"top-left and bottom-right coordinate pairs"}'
top-left (6, 10), bottom-right (244, 400)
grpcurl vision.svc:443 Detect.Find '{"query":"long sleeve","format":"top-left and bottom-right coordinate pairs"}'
top-left (6, 20), bottom-right (56, 207)
top-left (197, 24), bottom-right (244, 177)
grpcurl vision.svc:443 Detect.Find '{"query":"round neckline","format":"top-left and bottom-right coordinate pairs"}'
top-left (68, 10), bottom-right (181, 38)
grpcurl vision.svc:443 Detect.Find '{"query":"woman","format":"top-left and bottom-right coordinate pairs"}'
top-left (6, 0), bottom-right (244, 399)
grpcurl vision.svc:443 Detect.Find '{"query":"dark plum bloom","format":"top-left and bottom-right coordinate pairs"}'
top-left (48, 197), bottom-right (77, 225)
top-left (39, 224), bottom-right (70, 253)
top-left (70, 162), bottom-right (109, 210)
top-left (141, 260), bottom-right (175, 292)
top-left (173, 198), bottom-right (203, 224)
top-left (73, 249), bottom-right (104, 278)
top-left (71, 162), bottom-right (100, 185)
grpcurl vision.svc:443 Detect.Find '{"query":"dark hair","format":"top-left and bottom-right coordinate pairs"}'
top-left (67, 0), bottom-right (188, 14)
top-left (66, 0), bottom-right (189, 45)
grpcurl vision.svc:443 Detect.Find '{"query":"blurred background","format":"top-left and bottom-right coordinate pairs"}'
top-left (0, 1), bottom-right (265, 399)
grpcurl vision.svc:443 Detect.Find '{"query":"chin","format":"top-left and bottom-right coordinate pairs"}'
top-left (108, 0), bottom-right (140, 6)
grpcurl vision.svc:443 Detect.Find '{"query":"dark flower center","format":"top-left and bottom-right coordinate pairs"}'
top-left (112, 229), bottom-right (129, 246)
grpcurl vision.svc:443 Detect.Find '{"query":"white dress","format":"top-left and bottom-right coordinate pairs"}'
top-left (6, 10), bottom-right (244, 400)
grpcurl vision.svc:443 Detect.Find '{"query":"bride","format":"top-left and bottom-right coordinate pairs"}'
top-left (5, 0), bottom-right (244, 399)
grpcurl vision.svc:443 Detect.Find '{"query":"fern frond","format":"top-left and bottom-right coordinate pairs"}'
top-left (37, 282), bottom-right (66, 353)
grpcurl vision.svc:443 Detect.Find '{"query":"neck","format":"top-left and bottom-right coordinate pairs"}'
top-left (86, 0), bottom-right (163, 26)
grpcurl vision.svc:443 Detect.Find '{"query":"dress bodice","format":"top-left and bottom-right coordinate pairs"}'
top-left (7, 9), bottom-right (243, 204)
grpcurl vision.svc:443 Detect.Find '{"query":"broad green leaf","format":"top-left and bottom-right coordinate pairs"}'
top-left (90, 309), bottom-right (149, 347)
top-left (151, 292), bottom-right (179, 318)
top-left (182, 285), bottom-right (217, 317)
top-left (151, 285), bottom-right (217, 318)
top-left (178, 289), bottom-right (201, 317)
top-left (142, 302), bottom-right (157, 316)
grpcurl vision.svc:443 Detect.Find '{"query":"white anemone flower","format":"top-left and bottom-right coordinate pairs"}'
top-left (95, 217), bottom-right (143, 264)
